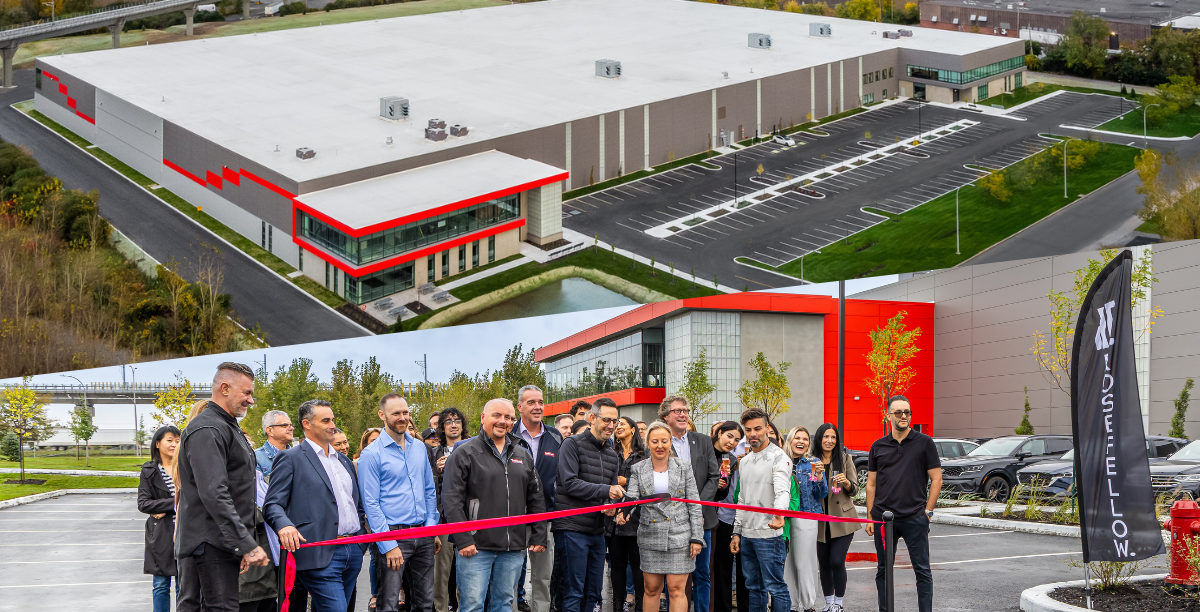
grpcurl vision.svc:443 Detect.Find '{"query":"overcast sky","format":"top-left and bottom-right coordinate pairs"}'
top-left (7, 275), bottom-right (900, 429)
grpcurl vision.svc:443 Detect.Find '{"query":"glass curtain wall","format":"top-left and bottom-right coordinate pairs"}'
top-left (545, 332), bottom-right (646, 404)
top-left (906, 56), bottom-right (1023, 85)
top-left (345, 261), bottom-right (415, 304)
top-left (297, 193), bottom-right (519, 266)
top-left (665, 311), bottom-right (742, 427)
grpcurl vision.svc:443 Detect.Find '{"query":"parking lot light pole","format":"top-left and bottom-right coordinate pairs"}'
top-left (1063, 139), bottom-right (1070, 198)
top-left (733, 151), bottom-right (738, 207)
top-left (61, 374), bottom-right (89, 462)
top-left (956, 185), bottom-right (962, 255)
top-left (884, 510), bottom-right (896, 612)
top-left (1143, 103), bottom-right (1160, 145)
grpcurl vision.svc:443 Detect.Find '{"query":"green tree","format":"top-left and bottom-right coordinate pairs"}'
top-left (0, 378), bottom-right (55, 481)
top-left (153, 372), bottom-right (196, 429)
top-left (799, 1), bottom-right (832, 14)
top-left (497, 344), bottom-right (547, 403)
top-left (736, 352), bottom-right (793, 421)
top-left (678, 348), bottom-right (721, 425)
top-left (864, 311), bottom-right (922, 427)
top-left (1141, 26), bottom-right (1193, 77)
top-left (1171, 378), bottom-right (1195, 440)
top-left (67, 403), bottom-right (98, 467)
top-left (1059, 11), bottom-right (1110, 76)
top-left (247, 358), bottom-right (323, 446)
top-left (133, 415), bottom-right (149, 452)
top-left (835, 0), bottom-right (879, 21)
top-left (2, 432), bottom-right (21, 462)
top-left (1015, 386), bottom-right (1035, 435)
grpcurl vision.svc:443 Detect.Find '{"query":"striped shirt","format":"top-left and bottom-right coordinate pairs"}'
top-left (158, 464), bottom-right (175, 497)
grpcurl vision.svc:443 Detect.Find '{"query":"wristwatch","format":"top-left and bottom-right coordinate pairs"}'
top-left (926, 509), bottom-right (934, 519)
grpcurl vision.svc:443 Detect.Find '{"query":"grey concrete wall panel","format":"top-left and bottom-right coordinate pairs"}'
top-left (162, 121), bottom-right (299, 233)
top-left (760, 68), bottom-right (809, 132)
top-left (716, 80), bottom-right (758, 142)
top-left (1147, 241), bottom-right (1200, 437)
top-left (739, 312), bottom-right (824, 434)
top-left (94, 88), bottom-right (164, 182)
top-left (812, 63), bottom-right (830, 119)
top-left (647, 91), bottom-right (712, 168)
top-left (604, 110), bottom-right (621, 180)
top-left (34, 60), bottom-right (95, 119)
top-left (622, 106), bottom-right (645, 176)
top-left (570, 116), bottom-right (601, 189)
top-left (33, 91), bottom-right (96, 144)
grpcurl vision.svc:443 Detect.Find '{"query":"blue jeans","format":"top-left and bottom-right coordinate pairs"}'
top-left (298, 543), bottom-right (364, 612)
top-left (874, 513), bottom-right (933, 612)
top-left (691, 529), bottom-right (712, 612)
top-left (740, 536), bottom-right (790, 612)
top-left (152, 574), bottom-right (178, 612)
top-left (369, 551), bottom-right (379, 596)
top-left (456, 550), bottom-right (525, 612)
top-left (556, 530), bottom-right (606, 612)
top-left (516, 552), bottom-right (527, 602)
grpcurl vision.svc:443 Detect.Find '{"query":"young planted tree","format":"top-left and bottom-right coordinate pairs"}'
top-left (133, 415), bottom-right (149, 453)
top-left (0, 378), bottom-right (55, 482)
top-left (67, 403), bottom-right (98, 467)
top-left (1015, 386), bottom-right (1035, 435)
top-left (246, 357), bottom-right (323, 446)
top-left (736, 352), bottom-right (793, 421)
top-left (864, 311), bottom-right (922, 428)
top-left (153, 372), bottom-right (197, 429)
top-left (678, 348), bottom-right (720, 425)
top-left (1171, 378), bottom-right (1195, 440)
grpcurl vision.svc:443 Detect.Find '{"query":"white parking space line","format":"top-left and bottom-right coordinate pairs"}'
top-left (847, 551), bottom-right (1080, 571)
top-left (929, 530), bottom-right (1015, 538)
top-left (0, 558), bottom-right (142, 564)
top-left (0, 530), bottom-right (144, 532)
top-left (0, 580), bottom-right (154, 589)
top-left (0, 542), bottom-right (142, 547)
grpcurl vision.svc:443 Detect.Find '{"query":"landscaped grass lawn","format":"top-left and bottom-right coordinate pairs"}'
top-left (15, 455), bottom-right (148, 472)
top-left (0, 474), bottom-right (139, 501)
top-left (747, 141), bottom-right (1139, 283)
top-left (14, 0), bottom-right (506, 67)
top-left (984, 83), bottom-right (1138, 109)
top-left (1097, 103), bottom-right (1200, 138)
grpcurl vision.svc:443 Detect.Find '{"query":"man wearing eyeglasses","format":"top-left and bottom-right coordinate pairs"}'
top-left (659, 395), bottom-right (719, 612)
top-left (864, 395), bottom-right (942, 612)
top-left (255, 410), bottom-right (294, 479)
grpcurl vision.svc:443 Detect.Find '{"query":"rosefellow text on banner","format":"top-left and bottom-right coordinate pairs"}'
top-left (1070, 249), bottom-right (1164, 563)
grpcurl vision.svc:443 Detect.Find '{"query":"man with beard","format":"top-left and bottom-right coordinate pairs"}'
top-left (176, 362), bottom-right (270, 612)
top-left (729, 408), bottom-right (791, 612)
top-left (359, 394), bottom-right (441, 612)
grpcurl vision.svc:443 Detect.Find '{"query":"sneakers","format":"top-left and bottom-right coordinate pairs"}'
top-left (517, 601), bottom-right (531, 612)
top-left (831, 605), bottom-right (845, 612)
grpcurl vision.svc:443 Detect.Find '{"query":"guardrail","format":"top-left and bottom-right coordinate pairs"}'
top-left (0, 0), bottom-right (200, 44)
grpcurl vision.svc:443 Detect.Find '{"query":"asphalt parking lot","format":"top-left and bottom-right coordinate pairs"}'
top-left (0, 492), bottom-right (1169, 611)
top-left (562, 92), bottom-right (1134, 290)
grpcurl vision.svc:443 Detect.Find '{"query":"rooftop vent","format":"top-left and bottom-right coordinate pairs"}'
top-left (883, 31), bottom-right (900, 39)
top-left (898, 28), bottom-right (913, 36)
top-left (380, 96), bottom-right (408, 121)
top-left (425, 127), bottom-right (447, 142)
top-left (428, 118), bottom-right (446, 129)
top-left (1100, 7), bottom-right (1106, 12)
top-left (450, 124), bottom-right (468, 137)
top-left (296, 147), bottom-right (315, 160)
top-left (809, 22), bottom-right (832, 37)
top-left (596, 59), bottom-right (622, 79)
top-left (748, 33), bottom-right (772, 49)
top-left (931, 14), bottom-right (938, 21)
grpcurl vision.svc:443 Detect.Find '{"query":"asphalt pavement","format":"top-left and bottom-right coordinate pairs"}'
top-left (0, 492), bottom-right (1169, 612)
top-left (0, 69), bottom-right (370, 347)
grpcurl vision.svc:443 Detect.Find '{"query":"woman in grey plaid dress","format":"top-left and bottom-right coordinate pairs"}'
top-left (615, 422), bottom-right (705, 612)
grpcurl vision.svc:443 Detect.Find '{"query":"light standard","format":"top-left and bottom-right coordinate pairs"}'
top-left (956, 184), bottom-right (962, 255)
top-left (1063, 139), bottom-right (1070, 198)
top-left (1143, 103), bottom-right (1161, 145)
top-left (129, 365), bottom-right (139, 458)
top-left (61, 374), bottom-right (89, 464)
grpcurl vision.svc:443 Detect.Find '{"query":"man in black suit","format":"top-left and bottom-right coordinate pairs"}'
top-left (659, 394), bottom-right (720, 612)
top-left (264, 399), bottom-right (367, 612)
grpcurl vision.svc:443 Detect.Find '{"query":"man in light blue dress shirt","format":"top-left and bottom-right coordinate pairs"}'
top-left (358, 393), bottom-right (441, 612)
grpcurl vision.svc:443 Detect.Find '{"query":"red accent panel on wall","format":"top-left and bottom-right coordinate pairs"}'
top-left (163, 159), bottom-right (206, 186)
top-left (294, 217), bottom-right (526, 278)
top-left (42, 71), bottom-right (60, 82)
top-left (544, 388), bottom-right (667, 417)
top-left (67, 98), bottom-right (76, 109)
top-left (206, 170), bottom-right (223, 190)
top-left (222, 166), bottom-right (241, 186)
top-left (76, 111), bottom-right (95, 125)
top-left (57, 83), bottom-right (67, 95)
top-left (239, 168), bottom-right (295, 200)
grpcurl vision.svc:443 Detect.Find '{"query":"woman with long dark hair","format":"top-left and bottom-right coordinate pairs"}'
top-left (432, 407), bottom-right (469, 612)
top-left (709, 421), bottom-right (747, 612)
top-left (812, 423), bottom-right (859, 612)
top-left (138, 425), bottom-right (182, 612)
top-left (609, 415), bottom-right (647, 612)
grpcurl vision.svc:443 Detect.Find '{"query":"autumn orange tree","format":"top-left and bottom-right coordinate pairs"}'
top-left (865, 311), bottom-right (922, 429)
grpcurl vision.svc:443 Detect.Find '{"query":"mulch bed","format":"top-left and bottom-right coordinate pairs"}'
top-left (405, 301), bottom-right (433, 315)
top-left (533, 238), bottom-right (571, 251)
top-left (1051, 580), bottom-right (1200, 611)
top-left (4, 479), bottom-right (47, 485)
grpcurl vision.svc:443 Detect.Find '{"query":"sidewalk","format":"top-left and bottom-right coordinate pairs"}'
top-left (1025, 71), bottom-right (1155, 95)
top-left (0, 467), bottom-right (139, 477)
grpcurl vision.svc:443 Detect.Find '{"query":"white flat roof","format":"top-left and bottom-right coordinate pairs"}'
top-left (295, 150), bottom-right (565, 232)
top-left (42, 0), bottom-right (1017, 185)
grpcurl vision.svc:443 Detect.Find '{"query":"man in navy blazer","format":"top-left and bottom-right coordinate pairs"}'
top-left (264, 400), bottom-right (367, 612)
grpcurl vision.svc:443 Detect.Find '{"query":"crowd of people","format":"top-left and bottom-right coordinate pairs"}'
top-left (137, 362), bottom-right (943, 612)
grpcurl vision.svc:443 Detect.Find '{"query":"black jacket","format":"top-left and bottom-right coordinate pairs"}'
top-left (441, 433), bottom-right (546, 552)
top-left (514, 422), bottom-right (563, 512)
top-left (263, 442), bottom-right (368, 571)
top-left (137, 461), bottom-right (176, 576)
top-left (682, 431), bottom-right (722, 530)
top-left (553, 429), bottom-right (620, 533)
top-left (606, 447), bottom-right (646, 537)
top-left (175, 402), bottom-right (258, 559)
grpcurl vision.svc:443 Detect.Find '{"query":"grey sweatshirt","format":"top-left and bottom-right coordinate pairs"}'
top-left (733, 442), bottom-right (793, 539)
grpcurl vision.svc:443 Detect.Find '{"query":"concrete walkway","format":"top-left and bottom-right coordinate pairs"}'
top-left (1025, 71), bottom-right (1156, 95)
top-left (0, 467), bottom-right (139, 477)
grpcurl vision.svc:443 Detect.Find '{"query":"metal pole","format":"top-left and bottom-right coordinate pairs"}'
top-left (1084, 563), bottom-right (1092, 610)
top-left (1063, 139), bottom-right (1070, 198)
top-left (734, 151), bottom-right (739, 206)
top-left (276, 548), bottom-right (290, 612)
top-left (884, 510), bottom-right (896, 612)
top-left (837, 280), bottom-right (846, 435)
top-left (956, 186), bottom-right (961, 255)
top-left (131, 366), bottom-right (139, 458)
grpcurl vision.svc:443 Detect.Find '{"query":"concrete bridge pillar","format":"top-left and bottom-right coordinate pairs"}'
top-left (1, 46), bottom-right (17, 90)
top-left (243, 0), bottom-right (249, 20)
top-left (183, 6), bottom-right (196, 36)
top-left (108, 19), bottom-right (125, 49)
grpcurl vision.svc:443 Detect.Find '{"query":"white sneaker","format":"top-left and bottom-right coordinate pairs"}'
top-left (831, 605), bottom-right (845, 612)
top-left (821, 605), bottom-right (833, 612)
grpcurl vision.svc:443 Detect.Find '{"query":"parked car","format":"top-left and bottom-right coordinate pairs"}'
top-left (771, 134), bottom-right (796, 147)
top-left (940, 435), bottom-right (1074, 500)
top-left (1150, 439), bottom-right (1200, 499)
top-left (848, 437), bottom-right (981, 487)
top-left (1017, 435), bottom-right (1187, 498)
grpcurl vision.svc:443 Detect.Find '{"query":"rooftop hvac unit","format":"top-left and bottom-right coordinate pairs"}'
top-left (379, 96), bottom-right (409, 121)
top-left (810, 22), bottom-right (832, 37)
top-left (425, 127), bottom-right (447, 142)
top-left (428, 118), bottom-right (446, 129)
top-left (296, 147), bottom-right (315, 160)
top-left (596, 59), bottom-right (622, 79)
top-left (883, 31), bottom-right (900, 39)
top-left (450, 124), bottom-right (468, 137)
top-left (748, 33), bottom-right (772, 49)
top-left (898, 28), bottom-right (913, 36)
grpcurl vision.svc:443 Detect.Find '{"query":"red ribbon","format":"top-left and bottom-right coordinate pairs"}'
top-left (278, 496), bottom-right (890, 611)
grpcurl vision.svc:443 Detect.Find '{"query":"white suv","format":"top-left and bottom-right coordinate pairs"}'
top-left (771, 134), bottom-right (796, 147)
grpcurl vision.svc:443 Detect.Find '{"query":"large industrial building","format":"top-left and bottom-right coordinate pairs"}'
top-left (35, 0), bottom-right (1024, 305)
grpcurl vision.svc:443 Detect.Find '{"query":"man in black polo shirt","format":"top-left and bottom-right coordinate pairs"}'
top-left (865, 395), bottom-right (942, 612)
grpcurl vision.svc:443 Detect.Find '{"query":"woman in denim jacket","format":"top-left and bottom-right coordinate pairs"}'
top-left (783, 426), bottom-right (828, 612)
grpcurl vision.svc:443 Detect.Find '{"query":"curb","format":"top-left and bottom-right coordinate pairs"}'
top-left (1060, 124), bottom-right (1192, 142)
top-left (1021, 573), bottom-right (1167, 612)
top-left (931, 512), bottom-right (1081, 537)
top-left (0, 467), bottom-right (140, 477)
top-left (0, 488), bottom-right (138, 510)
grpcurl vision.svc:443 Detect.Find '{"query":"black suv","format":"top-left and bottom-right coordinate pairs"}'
top-left (1016, 435), bottom-right (1186, 498)
top-left (1150, 440), bottom-right (1200, 498)
top-left (940, 435), bottom-right (1074, 500)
